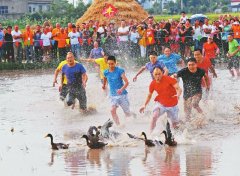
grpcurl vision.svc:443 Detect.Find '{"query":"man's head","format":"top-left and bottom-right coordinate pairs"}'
top-left (193, 49), bottom-right (203, 62)
top-left (148, 51), bottom-right (158, 63)
top-left (153, 67), bottom-right (163, 81)
top-left (187, 58), bottom-right (198, 73)
top-left (56, 23), bottom-right (60, 29)
top-left (121, 20), bottom-right (126, 27)
top-left (14, 25), bottom-right (19, 31)
top-left (93, 41), bottom-right (99, 48)
top-left (164, 47), bottom-right (171, 57)
top-left (36, 25), bottom-right (41, 31)
top-left (66, 52), bottom-right (75, 66)
top-left (7, 26), bottom-right (12, 33)
top-left (181, 11), bottom-right (186, 17)
top-left (227, 34), bottom-right (234, 42)
top-left (107, 56), bottom-right (117, 70)
top-left (26, 25), bottom-right (30, 31)
top-left (207, 36), bottom-right (213, 43)
top-left (68, 23), bottom-right (72, 28)
top-left (72, 24), bottom-right (76, 32)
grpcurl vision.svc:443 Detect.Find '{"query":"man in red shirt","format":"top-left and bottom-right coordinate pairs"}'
top-left (140, 67), bottom-right (182, 133)
top-left (202, 36), bottom-right (220, 66)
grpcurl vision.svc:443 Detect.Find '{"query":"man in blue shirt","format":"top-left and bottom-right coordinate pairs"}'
top-left (133, 51), bottom-right (168, 81)
top-left (102, 56), bottom-right (133, 125)
top-left (158, 47), bottom-right (184, 75)
top-left (61, 52), bottom-right (88, 112)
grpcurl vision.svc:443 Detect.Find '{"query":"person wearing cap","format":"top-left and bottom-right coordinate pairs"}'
top-left (140, 66), bottom-right (182, 133)
top-left (68, 24), bottom-right (81, 59)
top-left (227, 35), bottom-right (240, 77)
top-left (231, 21), bottom-right (240, 44)
top-left (133, 50), bottom-right (168, 81)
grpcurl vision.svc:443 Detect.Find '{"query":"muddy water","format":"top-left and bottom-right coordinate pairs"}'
top-left (0, 68), bottom-right (240, 176)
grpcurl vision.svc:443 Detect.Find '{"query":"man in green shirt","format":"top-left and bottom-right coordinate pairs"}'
top-left (227, 35), bottom-right (240, 77)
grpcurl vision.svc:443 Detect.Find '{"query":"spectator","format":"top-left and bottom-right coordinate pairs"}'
top-left (11, 25), bottom-right (22, 63)
top-left (33, 25), bottom-right (43, 62)
top-left (68, 24), bottom-right (80, 59)
top-left (22, 25), bottom-right (34, 63)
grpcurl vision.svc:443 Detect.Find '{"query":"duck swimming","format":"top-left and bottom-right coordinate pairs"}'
top-left (141, 132), bottom-right (163, 147)
top-left (81, 135), bottom-right (107, 149)
top-left (45, 134), bottom-right (69, 150)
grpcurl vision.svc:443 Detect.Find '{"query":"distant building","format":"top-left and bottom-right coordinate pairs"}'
top-left (231, 0), bottom-right (240, 12)
top-left (0, 0), bottom-right (53, 19)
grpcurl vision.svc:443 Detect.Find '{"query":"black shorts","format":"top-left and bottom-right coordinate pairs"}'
top-left (227, 56), bottom-right (239, 69)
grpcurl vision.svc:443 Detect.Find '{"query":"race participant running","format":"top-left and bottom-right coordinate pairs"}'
top-left (133, 51), bottom-right (168, 81)
top-left (53, 52), bottom-right (78, 101)
top-left (227, 35), bottom-right (240, 77)
top-left (140, 67), bottom-right (182, 133)
top-left (158, 47), bottom-right (184, 76)
top-left (102, 56), bottom-right (134, 125)
top-left (61, 52), bottom-right (88, 113)
top-left (174, 58), bottom-right (210, 120)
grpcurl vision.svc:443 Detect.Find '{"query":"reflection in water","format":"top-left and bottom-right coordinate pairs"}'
top-left (186, 146), bottom-right (212, 176)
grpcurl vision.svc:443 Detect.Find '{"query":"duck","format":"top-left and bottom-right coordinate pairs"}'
top-left (141, 132), bottom-right (163, 147)
top-left (161, 131), bottom-right (177, 146)
top-left (81, 135), bottom-right (107, 149)
top-left (87, 126), bottom-right (101, 143)
top-left (98, 119), bottom-right (121, 139)
top-left (45, 133), bottom-right (69, 150)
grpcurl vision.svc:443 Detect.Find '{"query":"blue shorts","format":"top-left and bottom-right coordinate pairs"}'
top-left (153, 102), bottom-right (179, 123)
top-left (110, 94), bottom-right (130, 114)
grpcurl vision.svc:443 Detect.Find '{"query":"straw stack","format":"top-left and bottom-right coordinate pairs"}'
top-left (76, 0), bottom-right (148, 25)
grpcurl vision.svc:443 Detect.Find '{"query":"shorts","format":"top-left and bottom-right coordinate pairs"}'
top-left (110, 94), bottom-right (130, 114)
top-left (227, 56), bottom-right (239, 69)
top-left (153, 102), bottom-right (179, 123)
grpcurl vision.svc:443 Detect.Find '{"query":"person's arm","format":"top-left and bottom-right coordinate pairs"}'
top-left (133, 66), bottom-right (146, 82)
top-left (117, 73), bottom-right (129, 95)
top-left (163, 67), bottom-right (169, 76)
top-left (80, 58), bottom-right (96, 63)
top-left (53, 68), bottom-right (60, 87)
top-left (82, 73), bottom-right (87, 88)
top-left (102, 77), bottom-right (107, 90)
top-left (172, 83), bottom-right (182, 99)
top-left (202, 47), bottom-right (205, 57)
top-left (139, 92), bottom-right (153, 113)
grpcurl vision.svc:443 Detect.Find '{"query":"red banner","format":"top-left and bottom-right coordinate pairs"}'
top-left (102, 4), bottom-right (117, 18)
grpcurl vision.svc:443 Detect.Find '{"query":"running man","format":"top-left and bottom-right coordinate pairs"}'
top-left (61, 52), bottom-right (88, 113)
top-left (53, 52), bottom-right (78, 101)
top-left (133, 51), bottom-right (168, 81)
top-left (227, 35), bottom-right (240, 77)
top-left (102, 56), bottom-right (133, 125)
top-left (140, 67), bottom-right (182, 133)
top-left (174, 58), bottom-right (210, 120)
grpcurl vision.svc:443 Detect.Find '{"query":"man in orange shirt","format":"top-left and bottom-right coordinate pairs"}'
top-left (52, 23), bottom-right (61, 59)
top-left (140, 67), bottom-right (182, 133)
top-left (232, 21), bottom-right (240, 44)
top-left (58, 27), bottom-right (68, 61)
top-left (23, 25), bottom-right (34, 63)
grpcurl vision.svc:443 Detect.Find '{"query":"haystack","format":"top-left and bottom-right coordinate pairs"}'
top-left (76, 0), bottom-right (148, 25)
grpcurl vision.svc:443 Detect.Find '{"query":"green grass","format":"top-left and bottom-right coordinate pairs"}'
top-left (154, 12), bottom-right (240, 22)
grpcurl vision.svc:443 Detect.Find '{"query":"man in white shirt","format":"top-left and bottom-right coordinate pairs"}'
top-left (11, 25), bottom-right (22, 63)
top-left (68, 24), bottom-right (80, 59)
top-left (117, 20), bottom-right (130, 59)
top-left (201, 18), bottom-right (212, 49)
top-left (41, 27), bottom-right (52, 61)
